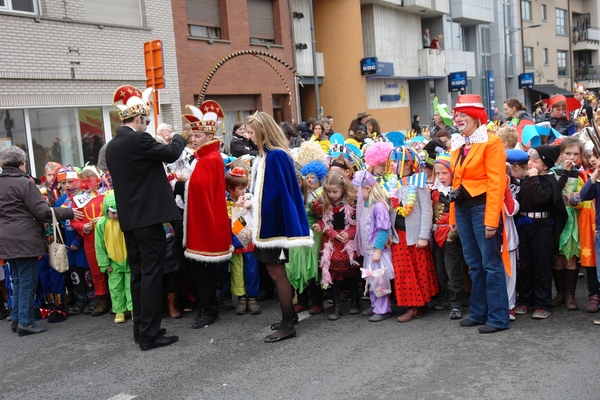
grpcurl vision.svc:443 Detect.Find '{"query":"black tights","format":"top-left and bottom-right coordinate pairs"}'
top-left (331, 276), bottom-right (359, 298)
top-left (266, 263), bottom-right (295, 336)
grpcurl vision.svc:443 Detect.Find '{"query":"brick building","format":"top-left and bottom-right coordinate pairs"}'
top-left (172, 0), bottom-right (297, 146)
top-left (0, 0), bottom-right (181, 177)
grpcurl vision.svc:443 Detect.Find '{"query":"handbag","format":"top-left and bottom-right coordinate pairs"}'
top-left (48, 208), bottom-right (69, 273)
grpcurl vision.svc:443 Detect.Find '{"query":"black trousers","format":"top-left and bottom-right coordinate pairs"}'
top-left (124, 224), bottom-right (167, 345)
top-left (433, 238), bottom-right (464, 308)
top-left (517, 224), bottom-right (554, 310)
top-left (188, 259), bottom-right (220, 317)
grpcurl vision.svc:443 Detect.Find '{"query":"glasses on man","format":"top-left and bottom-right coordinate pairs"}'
top-left (140, 116), bottom-right (151, 126)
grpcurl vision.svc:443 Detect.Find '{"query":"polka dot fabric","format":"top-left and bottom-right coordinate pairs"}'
top-left (392, 230), bottom-right (439, 307)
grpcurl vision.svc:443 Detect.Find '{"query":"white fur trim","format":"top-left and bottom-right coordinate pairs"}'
top-left (184, 250), bottom-right (232, 263)
top-left (181, 158), bottom-right (197, 248)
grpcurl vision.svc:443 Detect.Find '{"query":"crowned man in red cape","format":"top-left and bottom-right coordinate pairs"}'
top-left (183, 101), bottom-right (232, 262)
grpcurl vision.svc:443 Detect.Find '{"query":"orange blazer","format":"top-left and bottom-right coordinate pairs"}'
top-left (449, 133), bottom-right (507, 228)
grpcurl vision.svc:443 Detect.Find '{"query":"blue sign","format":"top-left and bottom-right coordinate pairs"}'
top-left (361, 57), bottom-right (378, 76)
top-left (518, 73), bottom-right (534, 89)
top-left (376, 62), bottom-right (394, 76)
top-left (486, 70), bottom-right (495, 120)
top-left (449, 71), bottom-right (467, 91)
top-left (380, 94), bottom-right (401, 102)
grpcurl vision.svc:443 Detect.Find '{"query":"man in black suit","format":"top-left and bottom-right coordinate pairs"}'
top-left (106, 85), bottom-right (186, 351)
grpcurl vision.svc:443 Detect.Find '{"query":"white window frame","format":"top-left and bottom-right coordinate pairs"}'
top-left (521, 1), bottom-right (532, 21)
top-left (556, 8), bottom-right (566, 36)
top-left (557, 50), bottom-right (567, 76)
top-left (0, 0), bottom-right (39, 14)
top-left (524, 47), bottom-right (534, 68)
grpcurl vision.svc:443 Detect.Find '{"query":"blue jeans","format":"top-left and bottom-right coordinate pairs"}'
top-left (8, 257), bottom-right (39, 327)
top-left (455, 204), bottom-right (510, 329)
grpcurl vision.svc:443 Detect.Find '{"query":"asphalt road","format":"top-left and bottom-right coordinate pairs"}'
top-left (2, 279), bottom-right (599, 400)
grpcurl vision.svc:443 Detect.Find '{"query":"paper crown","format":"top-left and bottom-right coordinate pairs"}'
top-left (574, 83), bottom-right (586, 94)
top-left (454, 94), bottom-right (486, 109)
top-left (182, 101), bottom-right (224, 133)
top-left (113, 85), bottom-right (153, 121)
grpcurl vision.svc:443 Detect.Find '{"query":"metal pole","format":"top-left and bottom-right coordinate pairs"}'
top-left (308, 0), bottom-right (321, 120)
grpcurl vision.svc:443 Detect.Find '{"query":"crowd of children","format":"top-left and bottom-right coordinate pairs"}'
top-left (3, 89), bottom-right (600, 340)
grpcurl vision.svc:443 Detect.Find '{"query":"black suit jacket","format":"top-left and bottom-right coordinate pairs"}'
top-left (105, 125), bottom-right (186, 232)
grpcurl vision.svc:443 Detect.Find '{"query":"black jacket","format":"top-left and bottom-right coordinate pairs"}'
top-left (0, 166), bottom-right (74, 259)
top-left (230, 133), bottom-right (258, 157)
top-left (105, 125), bottom-right (186, 232)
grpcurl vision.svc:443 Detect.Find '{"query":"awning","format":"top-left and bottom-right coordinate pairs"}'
top-left (529, 84), bottom-right (573, 97)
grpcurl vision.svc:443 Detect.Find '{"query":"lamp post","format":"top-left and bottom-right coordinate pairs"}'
top-left (504, 24), bottom-right (541, 106)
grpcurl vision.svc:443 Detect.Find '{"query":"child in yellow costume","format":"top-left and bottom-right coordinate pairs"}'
top-left (95, 190), bottom-right (133, 324)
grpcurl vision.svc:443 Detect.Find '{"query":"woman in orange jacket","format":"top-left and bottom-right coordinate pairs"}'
top-left (449, 94), bottom-right (510, 334)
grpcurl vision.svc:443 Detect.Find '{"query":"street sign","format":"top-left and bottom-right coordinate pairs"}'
top-left (486, 70), bottom-right (495, 119)
top-left (361, 57), bottom-right (378, 76)
top-left (144, 39), bottom-right (165, 89)
top-left (518, 73), bottom-right (534, 89)
top-left (449, 71), bottom-right (467, 91)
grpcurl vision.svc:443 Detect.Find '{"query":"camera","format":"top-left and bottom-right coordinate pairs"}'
top-left (448, 188), bottom-right (464, 203)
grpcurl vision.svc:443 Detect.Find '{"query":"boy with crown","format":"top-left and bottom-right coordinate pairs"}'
top-left (106, 85), bottom-right (185, 351)
top-left (177, 101), bottom-right (232, 329)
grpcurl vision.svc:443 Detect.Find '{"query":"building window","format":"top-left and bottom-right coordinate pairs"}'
top-left (543, 48), bottom-right (548, 65)
top-left (187, 0), bottom-right (222, 39)
top-left (83, 0), bottom-right (142, 27)
top-left (556, 8), bottom-right (566, 35)
top-left (524, 47), bottom-right (534, 68)
top-left (521, 1), bottom-right (531, 21)
top-left (541, 4), bottom-right (547, 21)
top-left (248, 0), bottom-right (276, 44)
top-left (0, 0), bottom-right (37, 14)
top-left (557, 50), bottom-right (567, 76)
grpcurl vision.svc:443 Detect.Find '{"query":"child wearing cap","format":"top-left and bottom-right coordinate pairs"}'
top-left (431, 152), bottom-right (465, 319)
top-left (55, 166), bottom-right (91, 315)
top-left (69, 166), bottom-right (110, 316)
top-left (94, 190), bottom-right (132, 324)
top-left (226, 165), bottom-right (261, 316)
top-left (514, 145), bottom-right (567, 319)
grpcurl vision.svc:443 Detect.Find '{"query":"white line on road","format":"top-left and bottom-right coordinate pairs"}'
top-left (107, 394), bottom-right (137, 400)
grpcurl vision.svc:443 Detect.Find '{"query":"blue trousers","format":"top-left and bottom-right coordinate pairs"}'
top-left (455, 204), bottom-right (510, 329)
top-left (8, 257), bottom-right (39, 327)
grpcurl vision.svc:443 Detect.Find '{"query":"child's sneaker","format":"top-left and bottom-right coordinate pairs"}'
top-left (235, 297), bottom-right (247, 315)
top-left (114, 313), bottom-right (126, 324)
top-left (513, 305), bottom-right (529, 315)
top-left (248, 298), bottom-right (261, 315)
top-left (509, 309), bottom-right (516, 321)
top-left (594, 317), bottom-right (600, 325)
top-left (532, 309), bottom-right (551, 319)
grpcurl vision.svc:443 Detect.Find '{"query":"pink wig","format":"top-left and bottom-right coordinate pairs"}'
top-left (364, 142), bottom-right (394, 167)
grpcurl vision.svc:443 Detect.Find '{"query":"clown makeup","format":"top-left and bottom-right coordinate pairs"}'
top-left (108, 210), bottom-right (119, 220)
top-left (80, 177), bottom-right (100, 193)
top-left (306, 173), bottom-right (321, 189)
top-left (434, 163), bottom-right (452, 186)
top-left (454, 112), bottom-right (477, 134)
top-left (325, 185), bottom-right (344, 204)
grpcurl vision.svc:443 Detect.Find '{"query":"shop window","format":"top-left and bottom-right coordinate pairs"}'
top-left (0, 109), bottom-right (29, 173)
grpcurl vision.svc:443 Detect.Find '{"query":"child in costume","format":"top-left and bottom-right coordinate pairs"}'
top-left (94, 190), bottom-right (132, 324)
top-left (388, 147), bottom-right (439, 323)
top-left (289, 169), bottom-right (322, 315)
top-left (311, 170), bottom-right (359, 320)
top-left (69, 165), bottom-right (109, 316)
top-left (352, 170), bottom-right (394, 322)
top-left (431, 152), bottom-right (464, 319)
top-left (363, 142), bottom-right (394, 193)
top-left (54, 166), bottom-right (91, 315)
top-left (226, 166), bottom-right (261, 316)
top-left (578, 141), bottom-right (600, 313)
top-left (301, 160), bottom-right (328, 196)
top-left (551, 137), bottom-right (586, 310)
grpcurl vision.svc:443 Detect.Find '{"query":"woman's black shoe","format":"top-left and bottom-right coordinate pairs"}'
top-left (139, 335), bottom-right (179, 351)
top-left (11, 321), bottom-right (17, 333)
top-left (264, 329), bottom-right (296, 343)
top-left (270, 316), bottom-right (298, 331)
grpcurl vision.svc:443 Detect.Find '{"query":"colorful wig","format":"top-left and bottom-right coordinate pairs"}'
top-left (297, 141), bottom-right (327, 166)
top-left (300, 160), bottom-right (329, 182)
top-left (364, 141), bottom-right (393, 168)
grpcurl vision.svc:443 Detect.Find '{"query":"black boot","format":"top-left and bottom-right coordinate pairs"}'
top-left (349, 288), bottom-right (361, 315)
top-left (328, 296), bottom-right (342, 320)
top-left (551, 269), bottom-right (566, 307)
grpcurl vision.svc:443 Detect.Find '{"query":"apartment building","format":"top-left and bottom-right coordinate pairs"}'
top-left (0, 0), bottom-right (182, 178)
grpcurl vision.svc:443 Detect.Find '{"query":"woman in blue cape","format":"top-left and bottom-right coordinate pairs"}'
top-left (245, 111), bottom-right (312, 343)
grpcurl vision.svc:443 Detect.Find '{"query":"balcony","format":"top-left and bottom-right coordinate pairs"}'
top-left (573, 65), bottom-right (600, 87)
top-left (359, 0), bottom-right (448, 16)
top-left (295, 50), bottom-right (324, 78)
top-left (418, 48), bottom-right (446, 78)
top-left (445, 49), bottom-right (476, 77)
top-left (450, 0), bottom-right (494, 25)
top-left (572, 26), bottom-right (600, 51)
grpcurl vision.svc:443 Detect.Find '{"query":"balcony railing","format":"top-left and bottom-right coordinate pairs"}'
top-left (573, 65), bottom-right (600, 82)
top-left (573, 26), bottom-right (600, 43)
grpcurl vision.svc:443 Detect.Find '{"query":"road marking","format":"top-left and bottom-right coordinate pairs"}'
top-left (107, 394), bottom-right (136, 400)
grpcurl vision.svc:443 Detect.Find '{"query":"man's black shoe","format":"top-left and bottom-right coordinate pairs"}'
top-left (134, 328), bottom-right (166, 343)
top-left (139, 334), bottom-right (179, 351)
top-left (192, 314), bottom-right (219, 329)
